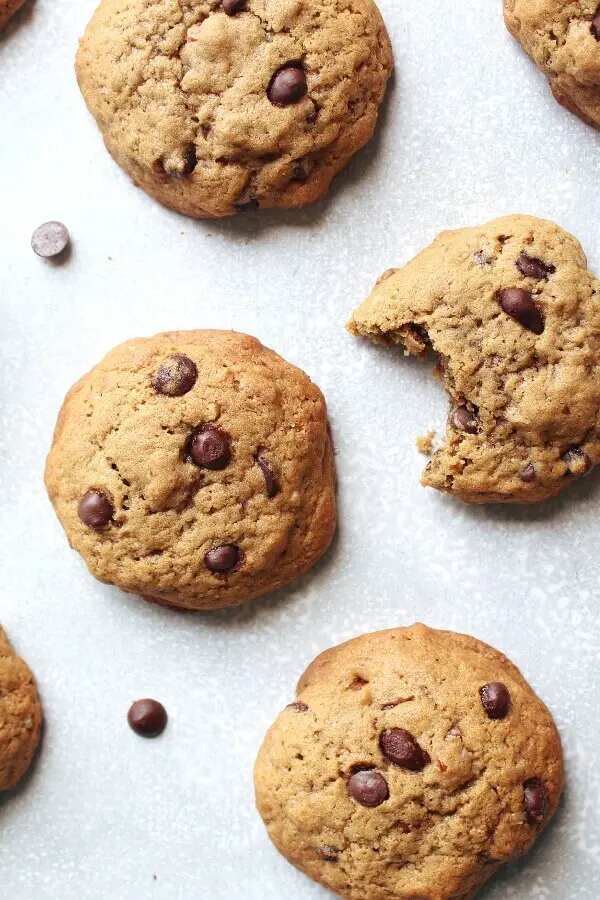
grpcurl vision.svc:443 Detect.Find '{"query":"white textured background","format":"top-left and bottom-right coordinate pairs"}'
top-left (1, 0), bottom-right (600, 897)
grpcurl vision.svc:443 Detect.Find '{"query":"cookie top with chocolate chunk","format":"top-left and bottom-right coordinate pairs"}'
top-left (504, 1), bottom-right (600, 127)
top-left (254, 624), bottom-right (564, 900)
top-left (44, 330), bottom-right (336, 610)
top-left (75, 0), bottom-right (393, 218)
top-left (348, 215), bottom-right (600, 504)
top-left (0, 627), bottom-right (42, 792)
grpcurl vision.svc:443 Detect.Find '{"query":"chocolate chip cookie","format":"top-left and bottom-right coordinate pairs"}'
top-left (75, 0), bottom-right (393, 218)
top-left (348, 215), bottom-right (600, 503)
top-left (254, 624), bottom-right (564, 900)
top-left (0, 0), bottom-right (27, 28)
top-left (0, 627), bottom-right (42, 792)
top-left (44, 330), bottom-right (336, 610)
top-left (504, 1), bottom-right (600, 127)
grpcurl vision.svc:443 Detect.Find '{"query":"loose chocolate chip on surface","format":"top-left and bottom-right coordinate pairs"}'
top-left (524, 778), bottom-right (549, 824)
top-left (257, 455), bottom-right (281, 497)
top-left (452, 405), bottom-right (478, 434)
top-left (348, 769), bottom-right (389, 807)
top-left (519, 463), bottom-right (536, 483)
top-left (516, 253), bottom-right (555, 280)
top-left (562, 447), bottom-right (592, 476)
top-left (205, 543), bottom-right (241, 573)
top-left (152, 355), bottom-right (198, 396)
top-left (127, 699), bottom-right (168, 737)
top-left (287, 700), bottom-right (308, 712)
top-left (31, 221), bottom-right (70, 258)
top-left (380, 728), bottom-right (430, 771)
top-left (190, 426), bottom-right (231, 470)
top-left (78, 490), bottom-right (114, 528)
top-left (497, 288), bottom-right (544, 335)
top-left (592, 7), bottom-right (600, 40)
top-left (267, 64), bottom-right (308, 106)
top-left (222, 0), bottom-right (245, 13)
top-left (480, 682), bottom-right (510, 719)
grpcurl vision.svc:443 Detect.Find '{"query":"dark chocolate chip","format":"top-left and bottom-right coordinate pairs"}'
top-left (480, 682), bottom-right (510, 719)
top-left (497, 288), bottom-right (544, 335)
top-left (189, 426), bottom-right (231, 470)
top-left (452, 405), bottom-right (478, 434)
top-left (379, 728), bottom-right (430, 771)
top-left (592, 7), bottom-right (600, 40)
top-left (78, 490), bottom-right (114, 528)
top-left (320, 846), bottom-right (340, 862)
top-left (287, 700), bottom-right (308, 712)
top-left (204, 543), bottom-right (241, 573)
top-left (31, 221), bottom-right (70, 258)
top-left (562, 447), bottom-right (592, 476)
top-left (222, 0), bottom-right (245, 13)
top-left (267, 64), bottom-right (307, 106)
top-left (516, 253), bottom-right (555, 280)
top-left (127, 699), bottom-right (168, 737)
top-left (519, 463), bottom-right (536, 483)
top-left (348, 769), bottom-right (389, 807)
top-left (233, 198), bottom-right (259, 212)
top-left (524, 778), bottom-right (549, 825)
top-left (257, 455), bottom-right (280, 497)
top-left (291, 162), bottom-right (310, 183)
top-left (152, 355), bottom-right (198, 396)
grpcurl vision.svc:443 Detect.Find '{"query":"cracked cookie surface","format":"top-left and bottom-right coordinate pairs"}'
top-left (254, 624), bottom-right (564, 900)
top-left (44, 330), bottom-right (336, 610)
top-left (0, 627), bottom-right (42, 792)
top-left (75, 0), bottom-right (393, 217)
top-left (504, 0), bottom-right (600, 126)
top-left (348, 215), bottom-right (600, 504)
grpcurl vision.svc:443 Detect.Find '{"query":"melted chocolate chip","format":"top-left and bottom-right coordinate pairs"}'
top-left (204, 543), bottom-right (241, 573)
top-left (78, 490), bottom-right (114, 528)
top-left (516, 253), bottom-right (555, 280)
top-left (519, 463), bottom-right (536, 483)
top-left (152, 355), bottom-right (198, 396)
top-left (524, 778), bottom-right (549, 824)
top-left (497, 288), bottom-right (544, 335)
top-left (379, 728), bottom-right (430, 771)
top-left (222, 0), bottom-right (246, 13)
top-left (257, 455), bottom-right (280, 497)
top-left (31, 221), bottom-right (70, 258)
top-left (348, 769), bottom-right (389, 807)
top-left (562, 447), bottom-right (592, 476)
top-left (480, 682), bottom-right (510, 719)
top-left (287, 700), bottom-right (308, 712)
top-left (127, 699), bottom-right (168, 737)
top-left (452, 405), bottom-right (478, 434)
top-left (189, 426), bottom-right (231, 470)
top-left (267, 64), bottom-right (307, 106)
top-left (592, 6), bottom-right (600, 40)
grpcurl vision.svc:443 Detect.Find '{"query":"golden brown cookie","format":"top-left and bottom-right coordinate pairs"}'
top-left (504, 0), bottom-right (600, 127)
top-left (0, 0), bottom-right (27, 28)
top-left (75, 0), bottom-right (393, 218)
top-left (348, 214), bottom-right (600, 504)
top-left (0, 627), bottom-right (42, 793)
top-left (44, 330), bottom-right (336, 611)
top-left (254, 624), bottom-right (564, 900)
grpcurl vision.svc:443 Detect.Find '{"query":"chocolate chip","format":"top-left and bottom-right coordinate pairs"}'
top-left (78, 490), bottom-right (114, 528)
top-left (379, 728), bottom-right (430, 771)
top-left (257, 455), bottom-right (280, 497)
top-left (516, 253), bottom-right (555, 280)
top-left (287, 700), bottom-right (308, 712)
top-left (348, 769), bottom-right (389, 807)
top-left (524, 778), bottom-right (549, 825)
top-left (152, 355), bottom-right (198, 396)
top-left (519, 463), bottom-right (536, 483)
top-left (320, 846), bottom-right (340, 862)
top-left (562, 447), bottom-right (592, 476)
top-left (497, 288), bottom-right (544, 335)
top-left (452, 405), bottom-right (478, 434)
top-left (592, 7), bottom-right (600, 40)
top-left (189, 426), bottom-right (231, 470)
top-left (222, 0), bottom-right (245, 13)
top-left (291, 161), bottom-right (310, 183)
top-left (267, 64), bottom-right (307, 106)
top-left (31, 221), bottom-right (70, 258)
top-left (205, 543), bottom-right (241, 573)
top-left (162, 146), bottom-right (196, 178)
top-left (480, 682), bottom-right (510, 719)
top-left (233, 198), bottom-right (259, 212)
top-left (127, 699), bottom-right (168, 737)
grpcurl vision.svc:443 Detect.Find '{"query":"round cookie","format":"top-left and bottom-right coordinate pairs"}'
top-left (504, 1), bottom-right (600, 127)
top-left (0, 0), bottom-right (27, 29)
top-left (75, 0), bottom-right (393, 218)
top-left (348, 214), bottom-right (600, 504)
top-left (0, 627), bottom-right (42, 792)
top-left (44, 330), bottom-right (336, 611)
top-left (254, 624), bottom-right (564, 900)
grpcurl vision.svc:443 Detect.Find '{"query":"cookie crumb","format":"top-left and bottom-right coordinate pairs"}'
top-left (416, 430), bottom-right (435, 455)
